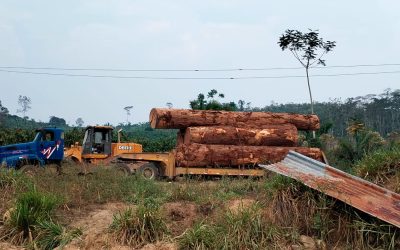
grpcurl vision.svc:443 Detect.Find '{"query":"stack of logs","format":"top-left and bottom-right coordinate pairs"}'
top-left (150, 108), bottom-right (323, 167)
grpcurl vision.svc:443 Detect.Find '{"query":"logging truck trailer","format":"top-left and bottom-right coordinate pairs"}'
top-left (115, 147), bottom-right (326, 180)
top-left (64, 125), bottom-right (266, 179)
top-left (115, 151), bottom-right (266, 180)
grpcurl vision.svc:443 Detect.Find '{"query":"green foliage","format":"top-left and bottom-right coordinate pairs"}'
top-left (179, 203), bottom-right (280, 249)
top-left (110, 198), bottom-right (167, 247)
top-left (0, 114), bottom-right (48, 131)
top-left (178, 221), bottom-right (216, 249)
top-left (331, 123), bottom-right (385, 169)
top-left (123, 175), bottom-right (164, 204)
top-left (264, 174), bottom-right (296, 195)
top-left (0, 121), bottom-right (175, 152)
top-left (0, 100), bottom-right (9, 115)
top-left (220, 177), bottom-right (261, 195)
top-left (278, 29), bottom-right (336, 67)
top-left (354, 146), bottom-right (400, 185)
top-left (261, 89), bottom-right (400, 138)
top-left (0, 169), bottom-right (24, 189)
top-left (303, 122), bottom-right (333, 147)
top-left (0, 189), bottom-right (60, 244)
top-left (0, 128), bottom-right (36, 146)
top-left (217, 204), bottom-right (279, 249)
top-left (352, 217), bottom-right (399, 250)
top-left (190, 89), bottom-right (238, 111)
top-left (278, 29), bottom-right (336, 115)
top-left (167, 184), bottom-right (197, 202)
top-left (0, 100), bottom-right (9, 127)
top-left (64, 127), bottom-right (85, 147)
top-left (116, 122), bottom-right (177, 152)
top-left (48, 116), bottom-right (67, 127)
top-left (34, 220), bottom-right (82, 250)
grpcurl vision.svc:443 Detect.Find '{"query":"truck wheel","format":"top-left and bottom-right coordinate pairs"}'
top-left (40, 162), bottom-right (62, 175)
top-left (138, 163), bottom-right (159, 180)
top-left (116, 164), bottom-right (131, 176)
top-left (20, 165), bottom-right (37, 176)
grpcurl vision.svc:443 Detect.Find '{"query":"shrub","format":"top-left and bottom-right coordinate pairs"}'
top-left (109, 198), bottom-right (167, 247)
top-left (1, 189), bottom-right (60, 244)
top-left (178, 221), bottom-right (215, 250)
top-left (34, 220), bottom-right (82, 250)
top-left (0, 169), bottom-right (24, 189)
top-left (264, 174), bottom-right (296, 196)
top-left (216, 203), bottom-right (280, 249)
top-left (351, 218), bottom-right (399, 249)
top-left (122, 175), bottom-right (164, 204)
top-left (167, 184), bottom-right (197, 202)
top-left (355, 147), bottom-right (400, 185)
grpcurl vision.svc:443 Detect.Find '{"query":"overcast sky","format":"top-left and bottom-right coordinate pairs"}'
top-left (1, 0), bottom-right (399, 126)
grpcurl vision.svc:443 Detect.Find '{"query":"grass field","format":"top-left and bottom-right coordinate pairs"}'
top-left (0, 162), bottom-right (398, 249)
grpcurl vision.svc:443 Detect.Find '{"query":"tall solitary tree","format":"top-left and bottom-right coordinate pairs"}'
top-left (0, 101), bottom-right (9, 126)
top-left (17, 95), bottom-right (32, 118)
top-left (75, 117), bottom-right (84, 127)
top-left (124, 106), bottom-right (133, 124)
top-left (278, 29), bottom-right (336, 115)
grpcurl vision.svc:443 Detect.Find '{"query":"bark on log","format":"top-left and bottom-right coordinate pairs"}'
top-left (150, 108), bottom-right (320, 130)
top-left (175, 143), bottom-right (323, 167)
top-left (183, 125), bottom-right (298, 146)
top-left (176, 129), bottom-right (185, 146)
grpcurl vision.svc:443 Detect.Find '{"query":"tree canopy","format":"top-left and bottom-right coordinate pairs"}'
top-left (278, 29), bottom-right (336, 115)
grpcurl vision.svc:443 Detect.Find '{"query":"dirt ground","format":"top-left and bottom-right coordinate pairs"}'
top-left (0, 197), bottom-right (334, 250)
top-left (59, 199), bottom-right (255, 250)
top-left (60, 202), bottom-right (179, 250)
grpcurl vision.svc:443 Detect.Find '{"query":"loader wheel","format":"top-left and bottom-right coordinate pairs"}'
top-left (20, 165), bottom-right (38, 176)
top-left (138, 163), bottom-right (159, 180)
top-left (116, 164), bottom-right (131, 176)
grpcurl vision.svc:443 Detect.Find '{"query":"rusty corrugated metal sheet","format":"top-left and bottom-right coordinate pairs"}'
top-left (260, 151), bottom-right (400, 228)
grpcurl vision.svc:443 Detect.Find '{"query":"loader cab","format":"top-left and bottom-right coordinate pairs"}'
top-left (82, 126), bottom-right (113, 156)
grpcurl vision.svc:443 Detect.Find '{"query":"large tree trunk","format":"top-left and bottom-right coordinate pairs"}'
top-left (183, 125), bottom-right (298, 146)
top-left (176, 129), bottom-right (185, 146)
top-left (150, 108), bottom-right (320, 130)
top-left (175, 143), bottom-right (323, 167)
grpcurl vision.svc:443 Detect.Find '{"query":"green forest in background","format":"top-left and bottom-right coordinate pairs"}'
top-left (1, 88), bottom-right (400, 169)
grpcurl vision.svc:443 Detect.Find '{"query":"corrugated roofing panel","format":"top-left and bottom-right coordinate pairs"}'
top-left (260, 151), bottom-right (400, 228)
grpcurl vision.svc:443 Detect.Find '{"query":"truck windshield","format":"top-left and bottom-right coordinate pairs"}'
top-left (34, 132), bottom-right (42, 142)
top-left (94, 131), bottom-right (109, 143)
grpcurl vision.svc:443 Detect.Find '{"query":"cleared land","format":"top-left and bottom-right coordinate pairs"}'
top-left (0, 161), bottom-right (398, 249)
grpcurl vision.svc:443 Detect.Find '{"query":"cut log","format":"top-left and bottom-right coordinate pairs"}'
top-left (183, 125), bottom-right (298, 146)
top-left (176, 129), bottom-right (185, 146)
top-left (150, 108), bottom-right (320, 130)
top-left (175, 143), bottom-right (323, 167)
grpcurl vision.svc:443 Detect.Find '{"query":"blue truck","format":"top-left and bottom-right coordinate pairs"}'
top-left (0, 128), bottom-right (64, 171)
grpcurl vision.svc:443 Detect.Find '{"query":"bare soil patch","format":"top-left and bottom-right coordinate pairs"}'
top-left (63, 202), bottom-right (130, 250)
top-left (0, 242), bottom-right (24, 250)
top-left (162, 202), bottom-right (197, 236)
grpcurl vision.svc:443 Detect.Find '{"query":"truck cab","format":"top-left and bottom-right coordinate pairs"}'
top-left (0, 128), bottom-right (64, 168)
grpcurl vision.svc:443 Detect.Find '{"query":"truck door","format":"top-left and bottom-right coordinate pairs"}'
top-left (39, 130), bottom-right (57, 160)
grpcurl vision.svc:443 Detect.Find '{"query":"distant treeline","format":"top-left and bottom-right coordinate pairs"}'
top-left (257, 89), bottom-right (400, 137)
